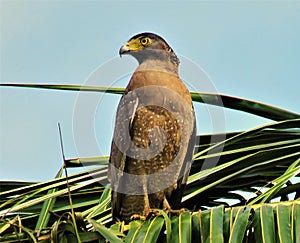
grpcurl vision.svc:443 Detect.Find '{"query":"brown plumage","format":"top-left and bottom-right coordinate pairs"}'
top-left (108, 33), bottom-right (196, 222)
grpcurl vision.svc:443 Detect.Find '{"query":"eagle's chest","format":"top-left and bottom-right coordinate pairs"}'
top-left (126, 105), bottom-right (182, 176)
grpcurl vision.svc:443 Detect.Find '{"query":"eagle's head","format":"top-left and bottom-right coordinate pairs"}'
top-left (119, 32), bottom-right (179, 66)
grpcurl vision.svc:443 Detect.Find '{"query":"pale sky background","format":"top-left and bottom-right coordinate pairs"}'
top-left (0, 1), bottom-right (299, 181)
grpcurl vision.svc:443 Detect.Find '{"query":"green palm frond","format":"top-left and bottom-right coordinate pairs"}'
top-left (1, 83), bottom-right (299, 121)
top-left (0, 83), bottom-right (299, 242)
top-left (1, 200), bottom-right (299, 242)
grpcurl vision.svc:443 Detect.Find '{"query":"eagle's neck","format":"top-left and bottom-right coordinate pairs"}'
top-left (132, 49), bottom-right (179, 74)
top-left (136, 59), bottom-right (179, 74)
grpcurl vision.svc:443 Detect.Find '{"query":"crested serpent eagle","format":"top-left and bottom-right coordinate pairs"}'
top-left (108, 32), bottom-right (196, 222)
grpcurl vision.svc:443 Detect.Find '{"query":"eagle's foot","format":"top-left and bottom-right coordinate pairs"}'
top-left (162, 199), bottom-right (186, 215)
top-left (130, 214), bottom-right (146, 221)
top-left (166, 208), bottom-right (186, 215)
top-left (130, 209), bottom-right (160, 221)
top-left (146, 209), bottom-right (161, 217)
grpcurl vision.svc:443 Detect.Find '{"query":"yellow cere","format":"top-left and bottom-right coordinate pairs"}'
top-left (125, 37), bottom-right (152, 51)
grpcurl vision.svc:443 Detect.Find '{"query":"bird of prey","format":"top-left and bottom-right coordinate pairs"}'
top-left (108, 32), bottom-right (196, 222)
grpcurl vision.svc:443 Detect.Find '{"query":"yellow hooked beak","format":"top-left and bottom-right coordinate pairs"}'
top-left (119, 37), bottom-right (151, 56)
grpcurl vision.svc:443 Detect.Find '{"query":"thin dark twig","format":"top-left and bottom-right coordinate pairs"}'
top-left (58, 123), bottom-right (81, 242)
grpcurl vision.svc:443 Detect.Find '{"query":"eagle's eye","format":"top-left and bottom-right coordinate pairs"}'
top-left (140, 37), bottom-right (151, 46)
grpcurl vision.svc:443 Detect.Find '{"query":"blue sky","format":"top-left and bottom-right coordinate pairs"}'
top-left (1, 1), bottom-right (299, 181)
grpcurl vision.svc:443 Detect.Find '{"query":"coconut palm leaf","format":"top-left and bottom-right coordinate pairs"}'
top-left (1, 83), bottom-right (299, 121)
top-left (0, 83), bottom-right (300, 242)
top-left (1, 201), bottom-right (299, 242)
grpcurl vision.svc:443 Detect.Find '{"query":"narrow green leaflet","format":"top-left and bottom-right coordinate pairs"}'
top-left (191, 211), bottom-right (201, 243)
top-left (35, 166), bottom-right (64, 231)
top-left (65, 156), bottom-right (109, 167)
top-left (260, 205), bottom-right (276, 243)
top-left (210, 205), bottom-right (224, 243)
top-left (228, 207), bottom-right (251, 243)
top-left (88, 219), bottom-right (123, 243)
top-left (141, 216), bottom-right (164, 243)
top-left (276, 204), bottom-right (292, 243)
top-left (293, 203), bottom-right (300, 243)
top-left (170, 215), bottom-right (180, 243)
top-left (155, 209), bottom-right (172, 243)
top-left (179, 212), bottom-right (192, 243)
top-left (248, 157), bottom-right (300, 205)
top-left (125, 220), bottom-right (144, 243)
top-left (84, 186), bottom-right (111, 219)
top-left (201, 209), bottom-right (211, 243)
top-left (0, 83), bottom-right (125, 94)
top-left (0, 177), bottom-right (102, 215)
top-left (223, 208), bottom-right (231, 243)
top-left (129, 219), bottom-right (153, 243)
top-left (0, 216), bottom-right (18, 235)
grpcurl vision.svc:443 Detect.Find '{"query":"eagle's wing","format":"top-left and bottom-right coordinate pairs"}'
top-left (108, 90), bottom-right (139, 220)
top-left (167, 112), bottom-right (196, 209)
